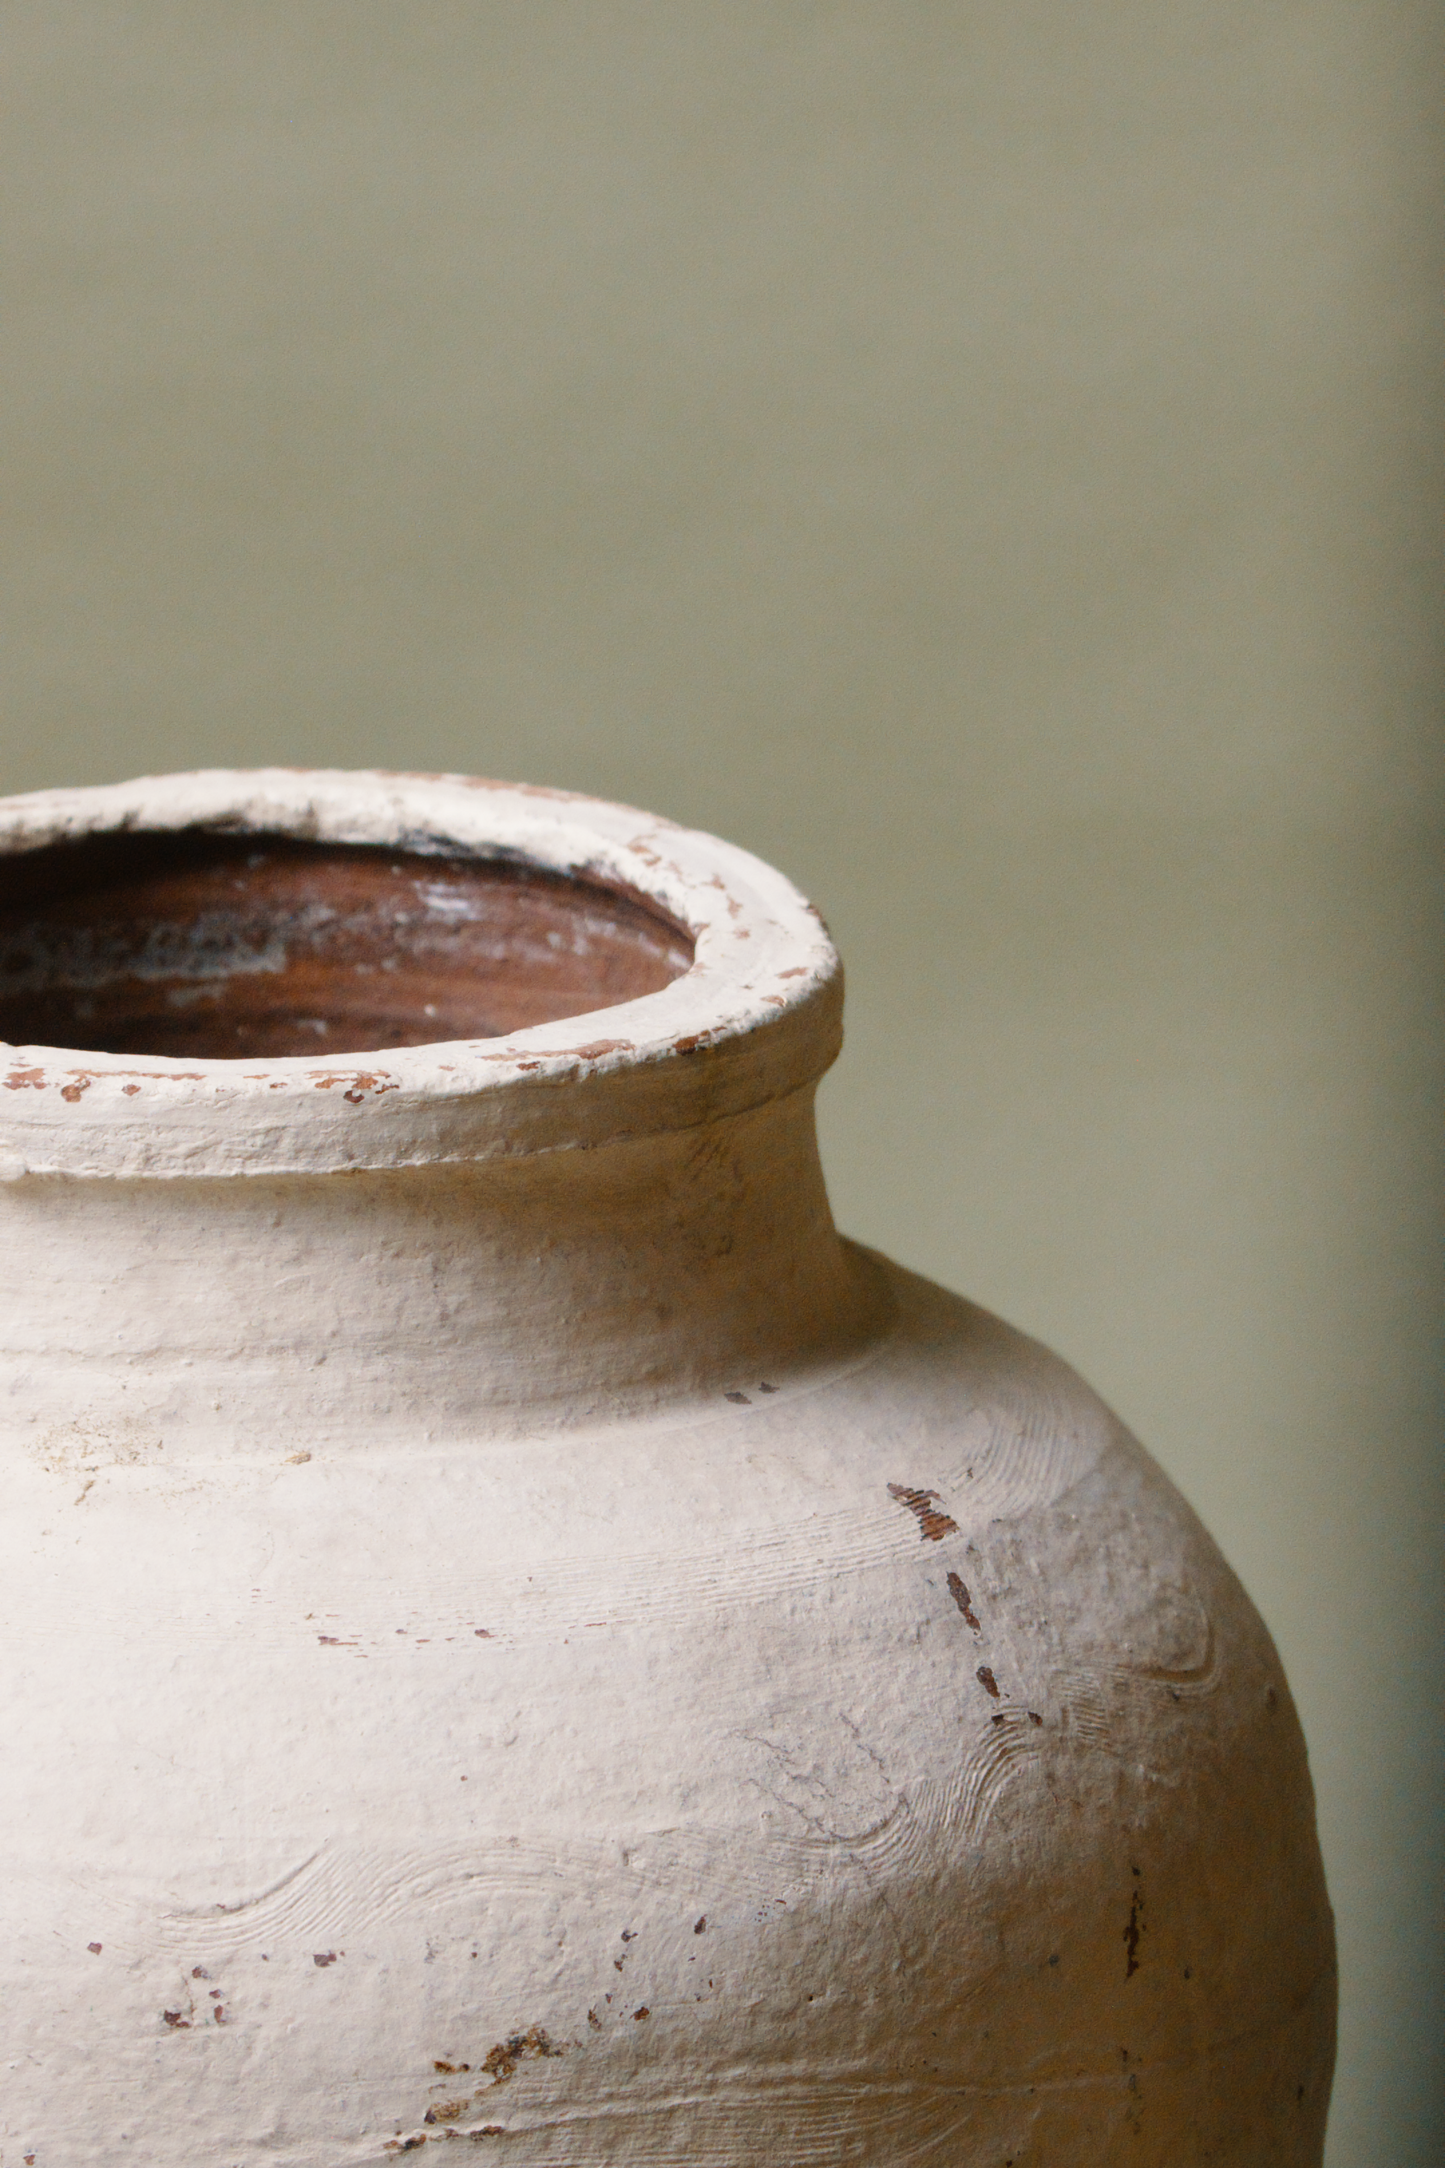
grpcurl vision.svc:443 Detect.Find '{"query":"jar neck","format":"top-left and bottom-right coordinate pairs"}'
top-left (0, 1085), bottom-right (885, 1455)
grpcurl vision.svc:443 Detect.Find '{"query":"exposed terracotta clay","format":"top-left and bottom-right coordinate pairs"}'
top-left (0, 831), bottom-right (692, 1059)
top-left (0, 769), bottom-right (1334, 2165)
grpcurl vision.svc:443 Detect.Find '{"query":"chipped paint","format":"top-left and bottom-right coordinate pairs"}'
top-left (308, 1070), bottom-right (403, 1100)
top-left (947, 1571), bottom-right (981, 1629)
top-left (887, 1482), bottom-right (959, 1542)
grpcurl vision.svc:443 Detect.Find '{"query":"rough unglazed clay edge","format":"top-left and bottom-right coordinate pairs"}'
top-left (0, 768), bottom-right (841, 1180)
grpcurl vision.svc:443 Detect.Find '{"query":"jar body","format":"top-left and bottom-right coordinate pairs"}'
top-left (0, 769), bottom-right (1333, 2164)
top-left (0, 1251), bottom-right (1333, 2166)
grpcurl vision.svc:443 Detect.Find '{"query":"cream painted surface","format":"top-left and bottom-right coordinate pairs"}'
top-left (0, 12), bottom-right (1437, 2160)
top-left (0, 775), bottom-right (1333, 2163)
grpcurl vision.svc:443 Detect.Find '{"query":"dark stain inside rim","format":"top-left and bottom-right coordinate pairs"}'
top-left (0, 830), bottom-right (695, 1060)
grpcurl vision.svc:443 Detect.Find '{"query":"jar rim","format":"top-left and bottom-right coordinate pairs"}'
top-left (0, 769), bottom-right (841, 1178)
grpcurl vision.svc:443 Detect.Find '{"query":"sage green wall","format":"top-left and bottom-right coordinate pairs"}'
top-left (3, 6), bottom-right (1441, 2158)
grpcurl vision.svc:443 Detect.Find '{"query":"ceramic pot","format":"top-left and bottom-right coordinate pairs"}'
top-left (0, 770), bottom-right (1334, 2166)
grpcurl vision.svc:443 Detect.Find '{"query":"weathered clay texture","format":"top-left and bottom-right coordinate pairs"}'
top-left (0, 771), bottom-right (1334, 2165)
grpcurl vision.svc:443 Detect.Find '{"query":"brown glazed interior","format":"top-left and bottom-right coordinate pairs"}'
top-left (0, 831), bottom-right (695, 1059)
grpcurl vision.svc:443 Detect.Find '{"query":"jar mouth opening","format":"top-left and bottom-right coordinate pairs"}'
top-left (0, 769), bottom-right (840, 1178)
top-left (0, 828), bottom-right (695, 1062)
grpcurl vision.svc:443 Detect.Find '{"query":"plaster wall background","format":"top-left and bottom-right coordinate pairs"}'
top-left (1, 6), bottom-right (1440, 2160)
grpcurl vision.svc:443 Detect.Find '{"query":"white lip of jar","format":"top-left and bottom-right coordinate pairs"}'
top-left (0, 768), bottom-right (841, 1180)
